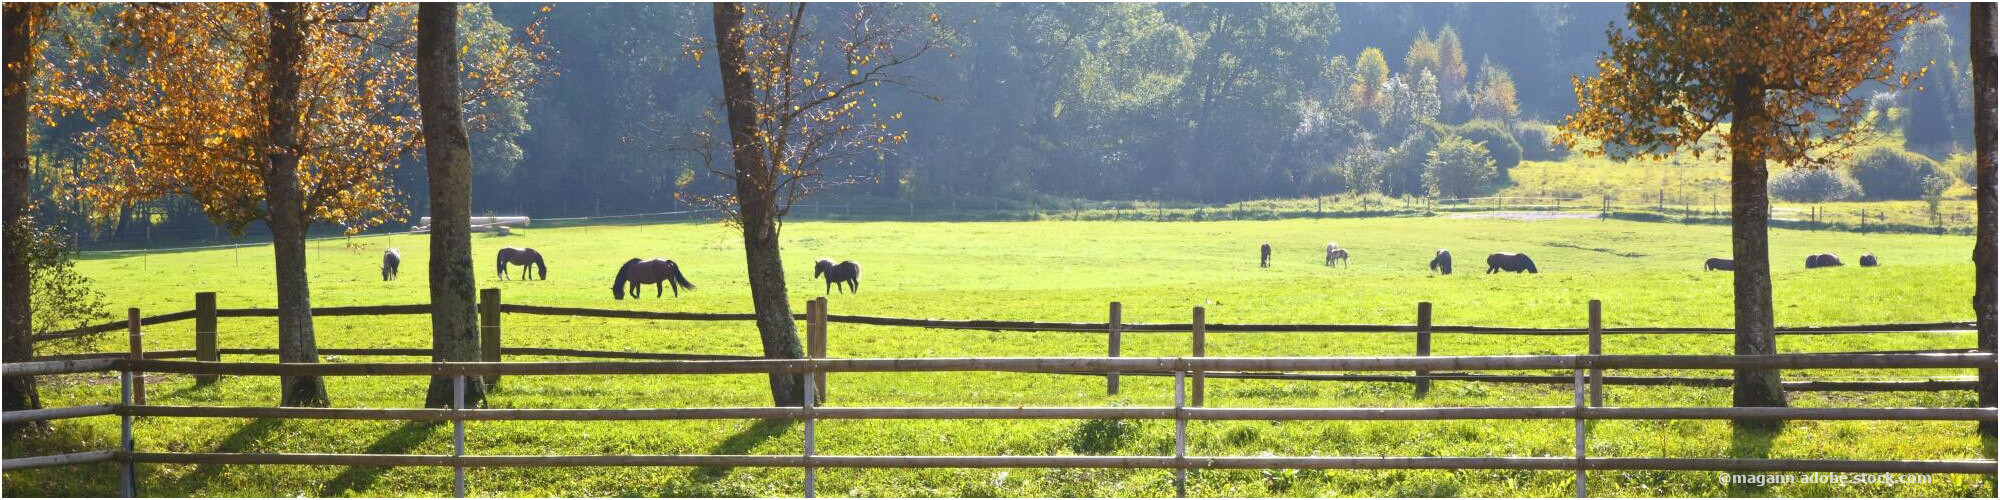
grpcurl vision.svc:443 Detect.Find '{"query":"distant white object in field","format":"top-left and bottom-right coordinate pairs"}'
top-left (412, 216), bottom-right (530, 233)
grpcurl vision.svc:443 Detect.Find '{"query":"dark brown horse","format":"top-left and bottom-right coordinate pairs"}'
top-left (1486, 252), bottom-right (1538, 274)
top-left (1260, 243), bottom-right (1272, 268)
top-left (1704, 257), bottom-right (1734, 271)
top-left (381, 249), bottom-right (401, 281)
top-left (611, 258), bottom-right (696, 299)
top-left (814, 259), bottom-right (862, 294)
top-left (496, 247), bottom-right (547, 280)
top-left (1805, 253), bottom-right (1843, 269)
top-left (1859, 253), bottom-right (1878, 267)
top-left (1429, 249), bottom-right (1453, 275)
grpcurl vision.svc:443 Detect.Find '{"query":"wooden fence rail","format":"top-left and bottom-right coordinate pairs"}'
top-left (1, 352), bottom-right (1994, 498)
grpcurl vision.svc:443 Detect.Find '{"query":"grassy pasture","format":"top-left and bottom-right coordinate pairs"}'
top-left (5, 216), bottom-right (1991, 497)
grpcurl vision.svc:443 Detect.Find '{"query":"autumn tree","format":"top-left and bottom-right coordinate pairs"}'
top-left (1562, 3), bottom-right (1929, 428)
top-left (2, 3), bottom-right (53, 420)
top-left (1471, 57), bottom-right (1519, 121)
top-left (1969, 2), bottom-right (1995, 439)
top-left (700, 2), bottom-right (938, 406)
top-left (50, 3), bottom-right (545, 407)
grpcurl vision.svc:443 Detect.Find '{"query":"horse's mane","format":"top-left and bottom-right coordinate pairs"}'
top-left (613, 258), bottom-right (640, 288)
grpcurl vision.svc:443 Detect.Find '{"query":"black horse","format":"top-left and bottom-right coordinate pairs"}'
top-left (381, 249), bottom-right (401, 281)
top-left (814, 259), bottom-right (862, 294)
top-left (1805, 253), bottom-right (1843, 269)
top-left (611, 258), bottom-right (696, 299)
top-left (1259, 243), bottom-right (1272, 268)
top-left (1429, 249), bottom-right (1453, 275)
top-left (497, 247), bottom-right (548, 280)
top-left (1486, 252), bottom-right (1538, 274)
top-left (1704, 257), bottom-right (1734, 271)
top-left (1859, 253), bottom-right (1879, 267)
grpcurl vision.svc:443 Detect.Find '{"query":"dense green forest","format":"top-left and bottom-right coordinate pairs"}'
top-left (22, 3), bottom-right (1981, 242)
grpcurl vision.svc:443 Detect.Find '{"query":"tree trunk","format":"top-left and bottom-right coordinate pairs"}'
top-left (1969, 2), bottom-right (1996, 439)
top-left (264, 2), bottom-right (328, 407)
top-left (1726, 72), bottom-right (1786, 428)
top-left (418, 2), bottom-right (486, 409)
top-left (2, 4), bottom-right (42, 422)
top-left (713, 2), bottom-right (806, 407)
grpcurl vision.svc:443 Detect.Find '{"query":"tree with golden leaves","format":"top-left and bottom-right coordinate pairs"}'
top-left (1562, 3), bottom-right (1929, 426)
top-left (702, 2), bottom-right (939, 406)
top-left (49, 3), bottom-right (546, 407)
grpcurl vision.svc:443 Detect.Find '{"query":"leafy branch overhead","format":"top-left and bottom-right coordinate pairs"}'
top-left (44, 4), bottom-right (552, 235)
top-left (679, 3), bottom-right (947, 221)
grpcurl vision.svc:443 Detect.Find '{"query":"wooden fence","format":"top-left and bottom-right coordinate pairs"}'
top-left (1, 352), bottom-right (1994, 498)
top-left (27, 291), bottom-right (1985, 405)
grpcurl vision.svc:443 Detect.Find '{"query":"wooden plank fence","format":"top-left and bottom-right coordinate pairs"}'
top-left (22, 290), bottom-right (1989, 406)
top-left (1, 352), bottom-right (1994, 498)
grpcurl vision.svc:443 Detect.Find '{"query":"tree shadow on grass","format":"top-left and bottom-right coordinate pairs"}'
top-left (1724, 422), bottom-right (1780, 496)
top-left (319, 421), bottom-right (442, 496)
top-left (689, 419), bottom-right (796, 482)
top-left (164, 418), bottom-right (283, 495)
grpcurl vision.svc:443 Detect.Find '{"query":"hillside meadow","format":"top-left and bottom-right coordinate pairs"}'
top-left (5, 216), bottom-right (1990, 497)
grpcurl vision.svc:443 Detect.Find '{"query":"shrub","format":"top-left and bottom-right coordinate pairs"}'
top-left (1424, 134), bottom-right (1496, 198)
top-left (1769, 168), bottom-right (1862, 203)
top-left (1452, 120), bottom-right (1520, 181)
top-left (1848, 145), bottom-right (1946, 200)
top-left (1512, 121), bottom-right (1567, 162)
top-left (1382, 121), bottom-right (1448, 197)
top-left (1947, 153), bottom-right (1975, 185)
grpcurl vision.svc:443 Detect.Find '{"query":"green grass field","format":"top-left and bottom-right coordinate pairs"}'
top-left (6, 216), bottom-right (1993, 497)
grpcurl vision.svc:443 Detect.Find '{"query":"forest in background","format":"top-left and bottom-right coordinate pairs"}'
top-left (18, 3), bottom-right (1982, 243)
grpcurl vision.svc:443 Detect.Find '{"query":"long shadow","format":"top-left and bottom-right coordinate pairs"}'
top-left (319, 421), bottom-right (443, 496)
top-left (690, 419), bottom-right (796, 482)
top-left (165, 418), bottom-right (283, 495)
top-left (1724, 423), bottom-right (1779, 496)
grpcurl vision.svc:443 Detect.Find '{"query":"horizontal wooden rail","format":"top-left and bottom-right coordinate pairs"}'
top-left (2, 404), bottom-right (118, 424)
top-left (1102, 370), bottom-right (1982, 392)
top-left (114, 353), bottom-right (1997, 377)
top-left (112, 452), bottom-right (1998, 474)
top-left (500, 304), bottom-right (758, 321)
top-left (214, 304), bottom-right (430, 318)
top-left (115, 405), bottom-right (1994, 422)
top-left (1, 450), bottom-right (118, 471)
top-left (39, 350), bottom-right (198, 362)
top-left (2, 358), bottom-right (118, 377)
top-left (33, 310), bottom-right (197, 342)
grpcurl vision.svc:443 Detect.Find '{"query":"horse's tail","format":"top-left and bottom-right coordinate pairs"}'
top-left (496, 250), bottom-right (509, 278)
top-left (667, 261), bottom-right (696, 291)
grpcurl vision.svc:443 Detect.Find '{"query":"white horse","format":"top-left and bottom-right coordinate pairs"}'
top-left (1324, 242), bottom-right (1349, 268)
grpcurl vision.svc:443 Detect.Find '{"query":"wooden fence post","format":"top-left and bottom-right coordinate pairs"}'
top-left (1415, 302), bottom-right (1432, 398)
top-left (1191, 306), bottom-right (1206, 407)
top-left (1107, 302), bottom-right (1121, 396)
top-left (1588, 299), bottom-right (1603, 407)
top-left (809, 297), bottom-right (828, 404)
top-left (195, 292), bottom-right (218, 385)
top-left (479, 288), bottom-right (502, 386)
top-left (127, 308), bottom-right (145, 405)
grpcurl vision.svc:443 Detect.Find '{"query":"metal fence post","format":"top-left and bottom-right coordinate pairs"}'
top-left (195, 292), bottom-right (218, 384)
top-left (1573, 367), bottom-right (1588, 498)
top-left (479, 288), bottom-right (502, 387)
top-left (453, 375), bottom-right (467, 498)
top-left (119, 368), bottom-right (137, 498)
top-left (127, 308), bottom-right (145, 405)
top-left (1415, 302), bottom-right (1432, 398)
top-left (1107, 302), bottom-right (1121, 396)
top-left (803, 359), bottom-right (818, 498)
top-left (1173, 363), bottom-right (1189, 498)
top-left (1191, 307), bottom-right (1206, 407)
top-left (1588, 300), bottom-right (1603, 407)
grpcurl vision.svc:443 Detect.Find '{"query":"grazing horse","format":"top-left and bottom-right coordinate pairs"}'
top-left (1805, 253), bottom-right (1843, 269)
top-left (814, 259), bottom-right (862, 294)
top-left (611, 258), bottom-right (696, 299)
top-left (1859, 253), bottom-right (1879, 267)
top-left (1260, 243), bottom-right (1272, 268)
top-left (1429, 249), bottom-right (1453, 275)
top-left (1324, 243), bottom-right (1349, 268)
top-left (381, 249), bottom-right (401, 281)
top-left (1704, 257), bottom-right (1734, 271)
top-left (1486, 252), bottom-right (1539, 274)
top-left (496, 247), bottom-right (547, 280)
